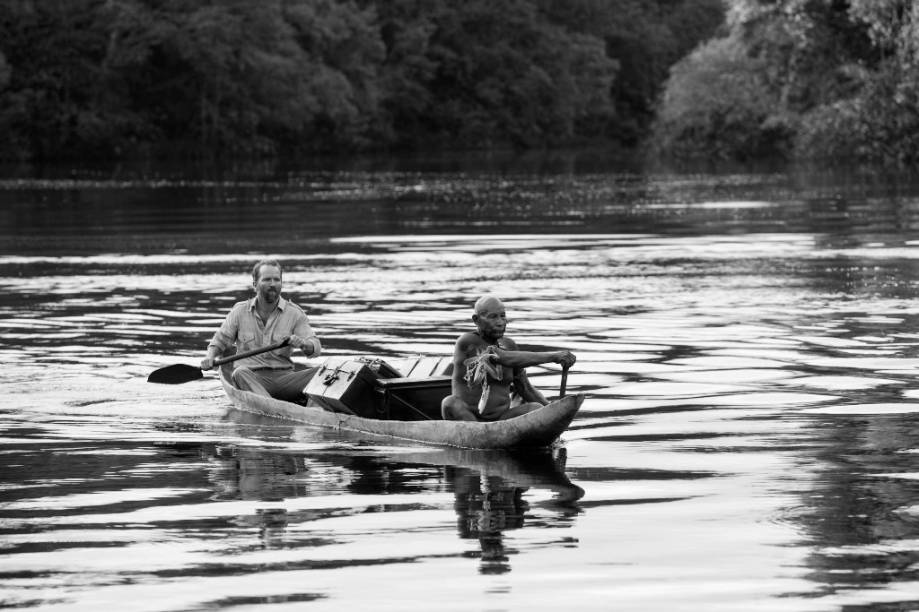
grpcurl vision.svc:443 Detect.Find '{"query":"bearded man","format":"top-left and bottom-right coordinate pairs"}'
top-left (200, 259), bottom-right (321, 401)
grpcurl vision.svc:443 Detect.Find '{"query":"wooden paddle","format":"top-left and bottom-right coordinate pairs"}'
top-left (147, 336), bottom-right (291, 384)
top-left (559, 363), bottom-right (570, 398)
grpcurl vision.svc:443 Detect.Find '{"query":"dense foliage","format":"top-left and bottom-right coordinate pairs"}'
top-left (0, 0), bottom-right (723, 161)
top-left (653, 0), bottom-right (919, 164)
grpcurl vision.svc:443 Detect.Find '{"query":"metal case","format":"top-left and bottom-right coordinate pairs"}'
top-left (305, 358), bottom-right (393, 416)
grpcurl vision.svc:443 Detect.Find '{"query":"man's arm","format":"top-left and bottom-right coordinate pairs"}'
top-left (492, 346), bottom-right (576, 370)
top-left (449, 332), bottom-right (483, 396)
top-left (290, 313), bottom-right (321, 357)
top-left (513, 368), bottom-right (549, 405)
top-left (201, 306), bottom-right (241, 370)
top-left (492, 340), bottom-right (574, 404)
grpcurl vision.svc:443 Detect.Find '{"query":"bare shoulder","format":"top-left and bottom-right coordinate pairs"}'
top-left (498, 336), bottom-right (520, 350)
top-left (455, 331), bottom-right (485, 352)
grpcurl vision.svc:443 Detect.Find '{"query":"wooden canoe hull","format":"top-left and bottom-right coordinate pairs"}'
top-left (219, 368), bottom-right (583, 449)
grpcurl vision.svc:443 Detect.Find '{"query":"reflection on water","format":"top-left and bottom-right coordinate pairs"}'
top-left (454, 471), bottom-right (526, 575)
top-left (449, 449), bottom-right (582, 575)
top-left (204, 415), bottom-right (584, 576)
top-left (4, 162), bottom-right (919, 609)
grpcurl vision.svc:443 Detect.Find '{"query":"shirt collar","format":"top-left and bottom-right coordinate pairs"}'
top-left (247, 296), bottom-right (287, 311)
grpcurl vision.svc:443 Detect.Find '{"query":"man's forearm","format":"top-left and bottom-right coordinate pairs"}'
top-left (205, 344), bottom-right (223, 361)
top-left (206, 324), bottom-right (235, 361)
top-left (517, 378), bottom-right (549, 405)
top-left (514, 372), bottom-right (549, 406)
top-left (301, 336), bottom-right (321, 357)
top-left (495, 349), bottom-right (563, 368)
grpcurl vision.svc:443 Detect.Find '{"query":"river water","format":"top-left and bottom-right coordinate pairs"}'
top-left (2, 156), bottom-right (919, 611)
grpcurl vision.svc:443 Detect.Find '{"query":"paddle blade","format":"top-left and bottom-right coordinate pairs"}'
top-left (147, 364), bottom-right (204, 384)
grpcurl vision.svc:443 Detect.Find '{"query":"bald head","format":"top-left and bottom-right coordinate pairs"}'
top-left (472, 295), bottom-right (507, 341)
top-left (474, 295), bottom-right (504, 315)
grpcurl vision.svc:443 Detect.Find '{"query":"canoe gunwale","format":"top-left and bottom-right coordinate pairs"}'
top-left (218, 367), bottom-right (583, 449)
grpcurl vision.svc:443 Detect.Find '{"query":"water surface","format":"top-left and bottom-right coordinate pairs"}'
top-left (3, 159), bottom-right (919, 611)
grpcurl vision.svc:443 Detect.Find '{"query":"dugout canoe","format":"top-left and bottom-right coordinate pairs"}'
top-left (218, 360), bottom-right (584, 449)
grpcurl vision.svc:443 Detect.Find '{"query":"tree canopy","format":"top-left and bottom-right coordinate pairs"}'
top-left (0, 0), bottom-right (724, 160)
top-left (653, 0), bottom-right (919, 164)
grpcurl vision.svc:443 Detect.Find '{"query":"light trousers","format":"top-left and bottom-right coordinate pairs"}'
top-left (231, 366), bottom-right (318, 402)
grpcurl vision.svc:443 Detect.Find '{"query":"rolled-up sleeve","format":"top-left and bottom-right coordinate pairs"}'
top-left (208, 304), bottom-right (242, 352)
top-left (293, 312), bottom-right (321, 357)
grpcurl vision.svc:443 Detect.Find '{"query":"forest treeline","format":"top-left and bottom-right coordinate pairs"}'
top-left (0, 0), bottom-right (723, 161)
top-left (653, 0), bottom-right (919, 165)
top-left (5, 1), bottom-right (911, 165)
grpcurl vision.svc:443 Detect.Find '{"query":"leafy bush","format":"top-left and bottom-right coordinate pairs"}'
top-left (651, 36), bottom-right (793, 160)
top-left (653, 0), bottom-right (919, 165)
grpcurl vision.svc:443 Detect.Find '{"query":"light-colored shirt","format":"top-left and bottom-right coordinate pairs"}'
top-left (208, 297), bottom-right (318, 370)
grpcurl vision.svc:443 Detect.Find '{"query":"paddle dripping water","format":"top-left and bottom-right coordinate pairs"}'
top-left (2, 162), bottom-right (919, 611)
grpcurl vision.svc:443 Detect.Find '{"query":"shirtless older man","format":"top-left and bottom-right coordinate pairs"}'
top-left (441, 295), bottom-right (576, 421)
